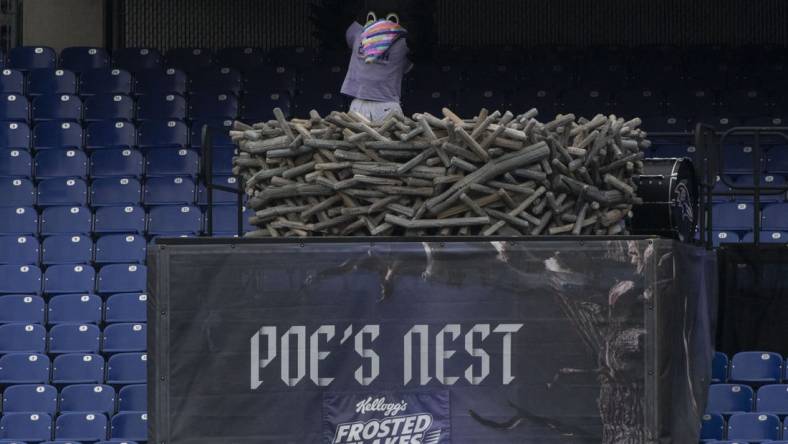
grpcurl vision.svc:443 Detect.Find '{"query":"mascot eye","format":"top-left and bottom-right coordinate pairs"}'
top-left (386, 13), bottom-right (400, 24)
top-left (366, 12), bottom-right (377, 25)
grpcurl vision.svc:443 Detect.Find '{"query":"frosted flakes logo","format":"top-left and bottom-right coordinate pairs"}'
top-left (332, 397), bottom-right (443, 444)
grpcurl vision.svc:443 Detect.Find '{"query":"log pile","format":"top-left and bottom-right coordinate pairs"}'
top-left (230, 108), bottom-right (649, 237)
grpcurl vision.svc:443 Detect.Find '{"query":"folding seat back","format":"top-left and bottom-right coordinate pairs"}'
top-left (713, 352), bottom-right (729, 383)
top-left (79, 68), bottom-right (133, 96)
top-left (42, 235), bottom-right (93, 265)
top-left (95, 235), bottom-right (146, 265)
top-left (2, 384), bottom-right (58, 414)
top-left (147, 205), bottom-right (201, 235)
top-left (40, 206), bottom-right (91, 236)
top-left (617, 90), bottom-right (666, 118)
top-left (712, 231), bottom-right (740, 247)
top-left (216, 47), bottom-right (266, 72)
top-left (144, 176), bottom-right (195, 204)
top-left (51, 353), bottom-right (104, 385)
top-left (198, 176), bottom-right (241, 205)
top-left (60, 385), bottom-right (115, 415)
top-left (89, 148), bottom-right (143, 178)
top-left (0, 207), bottom-right (38, 235)
top-left (103, 323), bottom-right (146, 353)
top-left (48, 294), bottom-right (103, 325)
top-left (86, 121), bottom-right (136, 149)
top-left (146, 148), bottom-right (199, 177)
top-left (110, 412), bottom-right (147, 441)
top-left (32, 94), bottom-right (82, 122)
top-left (117, 384), bottom-right (146, 412)
top-left (0, 69), bottom-right (25, 94)
top-left (27, 68), bottom-right (77, 96)
top-left (727, 412), bottom-right (780, 441)
top-left (43, 264), bottom-right (95, 295)
top-left (133, 68), bottom-right (187, 95)
top-left (90, 177), bottom-right (142, 206)
top-left (0, 234), bottom-right (38, 265)
top-left (0, 295), bottom-right (45, 324)
top-left (746, 231), bottom-right (788, 243)
top-left (707, 384), bottom-right (755, 414)
top-left (165, 47), bottom-right (214, 74)
top-left (293, 91), bottom-right (345, 119)
top-left (713, 202), bottom-right (755, 231)
top-left (55, 412), bottom-right (108, 441)
top-left (240, 92), bottom-right (291, 122)
top-left (188, 93), bottom-right (239, 120)
top-left (105, 293), bottom-right (147, 324)
top-left (135, 93), bottom-right (187, 121)
top-left (97, 264), bottom-right (147, 294)
top-left (60, 47), bottom-right (110, 72)
top-left (762, 204), bottom-right (788, 231)
top-left (93, 205), bottom-right (145, 235)
top-left (0, 149), bottom-right (32, 177)
top-left (0, 121), bottom-right (30, 149)
top-left (9, 46), bottom-right (57, 70)
top-left (731, 351), bottom-right (784, 383)
top-left (106, 353), bottom-right (146, 385)
top-left (190, 119), bottom-right (234, 148)
top-left (33, 121), bottom-right (83, 149)
top-left (189, 67), bottom-right (242, 95)
top-left (113, 48), bottom-right (162, 73)
top-left (36, 178), bottom-right (88, 207)
top-left (0, 353), bottom-right (50, 384)
top-left (0, 323), bottom-right (46, 353)
top-left (699, 413), bottom-right (724, 441)
top-left (0, 265), bottom-right (41, 295)
top-left (35, 150), bottom-right (88, 178)
top-left (97, 441), bottom-right (139, 444)
top-left (0, 94), bottom-right (30, 122)
top-left (202, 146), bottom-right (234, 177)
top-left (48, 323), bottom-right (101, 354)
top-left (268, 46), bottom-right (316, 70)
top-left (0, 178), bottom-right (35, 206)
top-left (137, 120), bottom-right (188, 148)
top-left (202, 205), bottom-right (252, 236)
top-left (757, 384), bottom-right (788, 415)
top-left (84, 94), bottom-right (134, 123)
top-left (765, 146), bottom-right (788, 175)
top-left (0, 412), bottom-right (53, 442)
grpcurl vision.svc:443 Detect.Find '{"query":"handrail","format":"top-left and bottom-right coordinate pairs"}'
top-left (201, 124), bottom-right (244, 237)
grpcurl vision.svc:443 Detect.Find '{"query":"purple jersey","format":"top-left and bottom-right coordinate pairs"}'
top-left (341, 22), bottom-right (412, 103)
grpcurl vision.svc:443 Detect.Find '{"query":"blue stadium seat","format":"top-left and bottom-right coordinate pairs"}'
top-left (640, 114), bottom-right (690, 133)
top-left (86, 121), bottom-right (136, 150)
top-left (215, 47), bottom-right (267, 72)
top-left (95, 235), bottom-right (146, 265)
top-left (0, 353), bottom-right (50, 384)
top-left (721, 89), bottom-right (770, 120)
top-left (102, 323), bottom-right (146, 353)
top-left (137, 120), bottom-right (188, 148)
top-left (147, 205), bottom-right (201, 236)
top-left (146, 148), bottom-right (199, 177)
top-left (188, 93), bottom-right (239, 120)
top-left (762, 204), bottom-right (788, 231)
top-left (613, 88), bottom-right (664, 117)
top-left (89, 149), bottom-right (143, 178)
top-left (98, 441), bottom-right (139, 444)
top-left (43, 264), bottom-right (95, 295)
top-left (0, 266), bottom-right (41, 294)
top-left (765, 147), bottom-right (788, 175)
top-left (293, 91), bottom-right (345, 118)
top-left (202, 146), bottom-right (234, 176)
top-left (240, 92), bottom-right (291, 122)
top-left (40, 206), bottom-right (92, 236)
top-left (0, 440), bottom-right (27, 444)
top-left (0, 207), bottom-right (38, 235)
top-left (509, 87), bottom-right (558, 118)
top-left (112, 47), bottom-right (162, 73)
top-left (79, 68), bottom-right (133, 96)
top-left (0, 149), bottom-right (32, 177)
top-left (165, 47), bottom-right (213, 74)
top-left (110, 412), bottom-right (147, 441)
top-left (8, 47), bottom-right (57, 70)
top-left (714, 352), bottom-right (730, 383)
top-left (727, 412), bottom-right (780, 442)
top-left (713, 231), bottom-right (740, 247)
top-left (721, 144), bottom-right (756, 175)
top-left (0, 178), bottom-right (35, 206)
top-left (32, 121), bottom-right (83, 150)
top-left (60, 385), bottom-right (115, 415)
top-left (0, 295), bottom-right (45, 324)
top-left (106, 353), bottom-right (146, 385)
top-left (135, 93), bottom-right (187, 121)
top-left (203, 205), bottom-right (253, 236)
top-left (0, 69), bottom-right (25, 94)
top-left (143, 176), bottom-right (195, 204)
top-left (42, 235), bottom-right (92, 265)
top-left (700, 413), bottom-right (725, 442)
top-left (55, 412), bottom-right (108, 442)
top-left (713, 203), bottom-right (755, 231)
top-left (83, 94), bottom-right (134, 123)
top-left (27, 69), bottom-right (77, 96)
top-left (0, 122), bottom-right (30, 149)
top-left (48, 323), bottom-right (101, 354)
top-left (707, 384), bottom-right (754, 414)
top-left (268, 46), bottom-right (316, 70)
top-left (35, 150), bottom-right (87, 178)
top-left (731, 351), bottom-right (784, 384)
top-left (117, 384), bottom-right (146, 412)
top-left (104, 293), bottom-right (146, 324)
top-left (0, 323), bottom-right (46, 353)
top-left (32, 94), bottom-right (82, 122)
top-left (93, 206), bottom-right (145, 235)
top-left (97, 264), bottom-right (147, 294)
top-left (2, 384), bottom-right (58, 414)
top-left (60, 47), bottom-right (110, 72)
top-left (51, 353), bottom-right (104, 385)
top-left (189, 67), bottom-right (242, 95)
top-left (133, 68), bottom-right (187, 95)
top-left (0, 94), bottom-right (31, 122)
top-left (0, 412), bottom-right (52, 442)
top-left (36, 179), bottom-right (88, 207)
top-left (756, 384), bottom-right (788, 415)
top-left (90, 178), bottom-right (142, 206)
top-left (198, 176), bottom-right (241, 205)
top-left (190, 119), bottom-right (234, 148)
top-left (0, 235), bottom-right (38, 265)
top-left (48, 294), bottom-right (102, 325)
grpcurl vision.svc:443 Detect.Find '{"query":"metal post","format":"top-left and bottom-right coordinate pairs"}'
top-left (202, 124), bottom-right (214, 236)
top-left (753, 130), bottom-right (761, 247)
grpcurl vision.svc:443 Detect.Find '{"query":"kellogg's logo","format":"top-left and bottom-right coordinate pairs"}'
top-left (355, 397), bottom-right (408, 417)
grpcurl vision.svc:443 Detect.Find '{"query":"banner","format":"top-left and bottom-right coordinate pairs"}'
top-left (148, 238), bottom-right (716, 443)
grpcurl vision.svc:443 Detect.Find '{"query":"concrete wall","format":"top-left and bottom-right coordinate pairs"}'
top-left (22, 0), bottom-right (105, 51)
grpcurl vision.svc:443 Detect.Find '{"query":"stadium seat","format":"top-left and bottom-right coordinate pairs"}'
top-left (762, 204), bottom-right (788, 231)
top-left (102, 323), bottom-right (146, 353)
top-left (765, 147), bottom-right (788, 175)
top-left (0, 149), bottom-right (32, 177)
top-left (8, 46), bottom-right (57, 70)
top-left (0, 207), bottom-right (38, 235)
top-left (268, 46), bottom-right (316, 70)
top-left (189, 67), bottom-right (242, 95)
top-left (89, 149), bottom-right (144, 178)
top-left (215, 47), bottom-right (267, 72)
top-left (112, 47), bottom-right (162, 73)
top-left (714, 352), bottom-right (730, 383)
top-left (95, 235), bottom-right (146, 265)
top-left (0, 235), bottom-right (38, 265)
top-left (98, 441), bottom-right (139, 444)
top-left (0, 265), bottom-right (42, 294)
top-left (32, 121), bottom-right (83, 150)
top-left (135, 93), bottom-right (187, 121)
top-left (0, 94), bottom-right (31, 122)
top-left (143, 176), bottom-right (196, 204)
top-left (240, 92), bottom-right (291, 122)
top-left (48, 323), bottom-right (101, 354)
top-left (188, 93), bottom-right (239, 120)
top-left (117, 384), bottom-right (146, 412)
top-left (0, 295), bottom-right (45, 324)
top-left (93, 206), bottom-right (145, 235)
top-left (43, 264), bottom-right (95, 295)
top-left (105, 293), bottom-right (147, 324)
top-left (190, 119), bottom-right (234, 148)
top-left (613, 88), bottom-right (664, 117)
top-left (299, 65), bottom-right (346, 97)
top-left (83, 94), bottom-right (134, 122)
top-left (55, 412), bottom-right (108, 441)
top-left (0, 323), bottom-right (46, 353)
top-left (731, 352), bottom-right (784, 384)
top-left (0, 122), bottom-right (30, 149)
top-left (0, 412), bottom-right (53, 442)
top-left (97, 264), bottom-right (147, 294)
top-left (0, 353), bottom-right (50, 384)
top-left (756, 384), bottom-right (788, 415)
top-left (0, 178), bottom-right (35, 206)
top-left (106, 353), bottom-right (146, 385)
top-left (60, 385), bottom-right (115, 415)
top-left (165, 47), bottom-right (213, 74)
top-left (707, 384), bottom-right (754, 415)
top-left (42, 235), bottom-right (93, 265)
top-left (48, 294), bottom-right (103, 325)
top-left (40, 206), bottom-right (92, 236)
top-left (137, 120), bottom-right (188, 148)
top-left (147, 205), bottom-right (202, 236)
top-left (700, 413), bottom-right (725, 442)
top-left (27, 69), bottom-right (77, 96)
top-left (713, 203), bottom-right (755, 231)
top-left (36, 179), bottom-right (88, 207)
top-left (110, 412), bottom-right (147, 441)
top-left (202, 146), bottom-right (235, 176)
top-left (60, 47), bottom-right (110, 72)
top-left (146, 148), bottom-right (200, 177)
top-left (0, 69), bottom-right (25, 94)
top-left (727, 412), bottom-right (780, 442)
top-left (31, 94), bottom-right (82, 122)
top-left (742, 231), bottom-right (788, 243)
top-left (198, 176), bottom-right (241, 205)
top-left (0, 440), bottom-right (27, 444)
top-left (79, 68), bottom-right (133, 96)
top-left (35, 150), bottom-right (87, 178)
top-left (90, 178), bottom-right (142, 206)
top-left (2, 384), bottom-right (58, 414)
top-left (86, 121), bottom-right (136, 149)
top-left (133, 68), bottom-right (187, 95)
top-left (201, 205), bottom-right (252, 236)
top-left (51, 353), bottom-right (104, 385)
top-left (293, 91), bottom-right (346, 118)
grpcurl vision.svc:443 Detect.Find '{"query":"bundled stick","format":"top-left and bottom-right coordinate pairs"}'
top-left (231, 107), bottom-right (648, 237)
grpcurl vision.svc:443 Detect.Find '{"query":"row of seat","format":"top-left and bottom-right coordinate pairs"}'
top-left (701, 413), bottom-right (788, 443)
top-left (0, 235), bottom-right (146, 266)
top-left (0, 353), bottom-right (144, 386)
top-left (1, 384), bottom-right (144, 416)
top-left (707, 384), bottom-right (788, 415)
top-left (0, 264), bottom-right (144, 295)
top-left (0, 323), bottom-right (145, 355)
top-left (0, 294), bottom-right (145, 324)
top-left (712, 231), bottom-right (788, 247)
top-left (0, 440), bottom-right (137, 444)
top-left (713, 352), bottom-right (788, 384)
top-left (712, 203), bottom-right (788, 231)
top-left (0, 411), bottom-right (145, 442)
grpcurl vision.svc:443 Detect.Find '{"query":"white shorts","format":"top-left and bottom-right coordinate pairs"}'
top-left (349, 99), bottom-right (402, 122)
